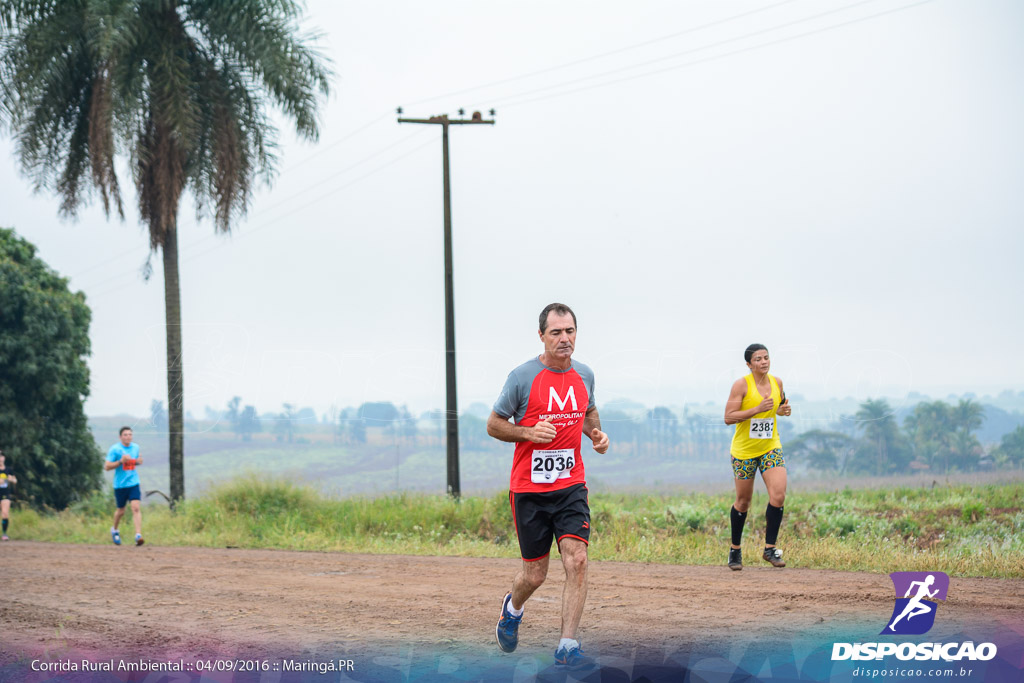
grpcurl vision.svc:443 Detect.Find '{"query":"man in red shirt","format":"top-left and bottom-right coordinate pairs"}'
top-left (487, 303), bottom-right (609, 669)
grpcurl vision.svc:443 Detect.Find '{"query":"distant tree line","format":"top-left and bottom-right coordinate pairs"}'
top-left (599, 406), bottom-right (733, 458)
top-left (183, 395), bottom-right (1024, 475)
top-left (334, 403), bottom-right (416, 445)
top-left (787, 398), bottom-right (1024, 474)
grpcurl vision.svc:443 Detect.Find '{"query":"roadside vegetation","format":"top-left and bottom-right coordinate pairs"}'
top-left (15, 477), bottom-right (1023, 578)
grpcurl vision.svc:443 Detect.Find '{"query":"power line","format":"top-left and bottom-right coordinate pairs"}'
top-left (77, 130), bottom-right (433, 293)
top-left (278, 113), bottom-right (390, 173)
top-left (86, 135), bottom-right (438, 301)
top-left (184, 135), bottom-right (437, 260)
top-left (403, 0), bottom-right (803, 108)
top-left (236, 127), bottom-right (431, 217)
top-left (473, 0), bottom-right (883, 110)
top-left (493, 0), bottom-right (935, 110)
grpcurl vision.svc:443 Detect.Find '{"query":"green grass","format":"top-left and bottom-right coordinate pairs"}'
top-left (13, 478), bottom-right (1024, 578)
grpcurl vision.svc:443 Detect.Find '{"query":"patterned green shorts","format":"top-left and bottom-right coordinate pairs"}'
top-left (731, 448), bottom-right (785, 480)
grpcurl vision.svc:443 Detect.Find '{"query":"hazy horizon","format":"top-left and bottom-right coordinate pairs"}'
top-left (3, 0), bottom-right (1022, 419)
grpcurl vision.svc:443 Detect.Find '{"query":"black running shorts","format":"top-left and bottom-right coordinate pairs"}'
top-left (509, 483), bottom-right (590, 561)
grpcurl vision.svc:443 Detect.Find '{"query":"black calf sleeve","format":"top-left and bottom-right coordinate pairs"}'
top-left (730, 506), bottom-right (747, 546)
top-left (765, 503), bottom-right (784, 545)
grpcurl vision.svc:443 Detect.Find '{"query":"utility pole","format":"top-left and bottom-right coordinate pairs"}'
top-left (397, 108), bottom-right (495, 499)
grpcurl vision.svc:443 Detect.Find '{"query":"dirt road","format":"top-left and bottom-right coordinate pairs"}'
top-left (3, 542), bottom-right (1022, 678)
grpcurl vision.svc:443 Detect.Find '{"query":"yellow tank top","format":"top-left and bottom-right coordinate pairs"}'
top-left (730, 373), bottom-right (782, 459)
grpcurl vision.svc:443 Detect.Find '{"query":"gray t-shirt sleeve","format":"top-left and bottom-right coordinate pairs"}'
top-left (493, 358), bottom-right (547, 423)
top-left (493, 371), bottom-right (522, 419)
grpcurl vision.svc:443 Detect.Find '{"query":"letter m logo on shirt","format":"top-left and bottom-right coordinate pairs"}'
top-left (548, 386), bottom-right (578, 412)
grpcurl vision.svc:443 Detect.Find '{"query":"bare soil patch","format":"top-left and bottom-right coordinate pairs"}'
top-left (2, 541), bottom-right (1021, 664)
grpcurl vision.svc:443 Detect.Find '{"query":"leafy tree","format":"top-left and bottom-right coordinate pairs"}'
top-left (974, 404), bottom-right (1023, 443)
top-left (459, 413), bottom-right (488, 449)
top-left (829, 414), bottom-right (860, 440)
top-left (854, 399), bottom-right (909, 475)
top-left (149, 399), bottom-right (168, 430)
top-left (399, 405), bottom-right (417, 444)
top-left (947, 399), bottom-right (984, 472)
top-left (1, 2), bottom-right (331, 503)
top-left (784, 429), bottom-right (856, 473)
top-left (226, 396), bottom-right (241, 437)
top-left (601, 410), bottom-right (639, 450)
top-left (992, 425), bottom-right (1024, 469)
top-left (359, 402), bottom-right (400, 425)
top-left (904, 400), bottom-right (953, 471)
top-left (0, 228), bottom-right (101, 508)
top-left (333, 406), bottom-right (348, 444)
top-left (950, 399), bottom-right (985, 434)
top-left (946, 428), bottom-right (982, 472)
top-left (646, 406), bottom-right (679, 456)
top-left (238, 405), bottom-right (259, 441)
top-left (682, 410), bottom-right (710, 453)
top-left (904, 399), bottom-right (986, 473)
top-left (274, 403), bottom-right (296, 443)
top-left (349, 417), bottom-right (367, 444)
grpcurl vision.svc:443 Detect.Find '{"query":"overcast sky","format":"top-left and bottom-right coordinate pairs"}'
top-left (2, 0), bottom-right (1022, 419)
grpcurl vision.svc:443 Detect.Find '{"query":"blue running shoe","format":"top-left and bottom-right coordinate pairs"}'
top-left (111, 528), bottom-right (121, 545)
top-left (135, 534), bottom-right (144, 546)
top-left (495, 593), bottom-right (522, 653)
top-left (555, 643), bottom-right (596, 670)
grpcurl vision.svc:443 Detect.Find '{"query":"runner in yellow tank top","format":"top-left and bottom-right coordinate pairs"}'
top-left (723, 344), bottom-right (792, 570)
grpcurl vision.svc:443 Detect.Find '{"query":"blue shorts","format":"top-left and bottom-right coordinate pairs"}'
top-left (114, 484), bottom-right (141, 508)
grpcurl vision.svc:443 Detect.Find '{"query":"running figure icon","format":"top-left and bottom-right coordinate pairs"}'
top-left (887, 574), bottom-right (939, 631)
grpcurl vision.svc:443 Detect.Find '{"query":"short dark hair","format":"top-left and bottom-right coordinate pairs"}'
top-left (744, 344), bottom-right (768, 363)
top-left (539, 303), bottom-right (577, 333)
top-left (119, 426), bottom-right (132, 435)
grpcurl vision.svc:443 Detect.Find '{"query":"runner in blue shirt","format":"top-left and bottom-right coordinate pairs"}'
top-left (104, 427), bottom-right (144, 546)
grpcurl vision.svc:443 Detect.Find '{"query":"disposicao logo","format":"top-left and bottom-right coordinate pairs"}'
top-left (831, 571), bottom-right (997, 662)
top-left (882, 571), bottom-right (949, 635)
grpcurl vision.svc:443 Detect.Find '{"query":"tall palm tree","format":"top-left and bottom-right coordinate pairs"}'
top-left (950, 398), bottom-right (985, 435)
top-left (855, 398), bottom-right (899, 475)
top-left (904, 400), bottom-right (952, 470)
top-left (1, 1), bottom-right (330, 504)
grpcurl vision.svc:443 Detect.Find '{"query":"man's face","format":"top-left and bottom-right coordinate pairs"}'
top-left (539, 311), bottom-right (576, 360)
top-left (747, 350), bottom-right (770, 375)
top-left (120, 430), bottom-right (133, 447)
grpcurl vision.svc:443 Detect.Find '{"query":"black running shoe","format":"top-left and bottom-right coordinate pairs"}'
top-left (728, 547), bottom-right (742, 571)
top-left (763, 547), bottom-right (785, 567)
